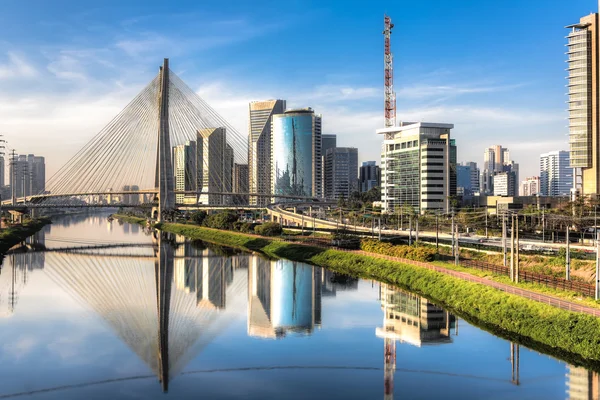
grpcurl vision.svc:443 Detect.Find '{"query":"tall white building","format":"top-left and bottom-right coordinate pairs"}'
top-left (378, 122), bottom-right (456, 213)
top-left (540, 151), bottom-right (573, 196)
top-left (493, 172), bottom-right (516, 197)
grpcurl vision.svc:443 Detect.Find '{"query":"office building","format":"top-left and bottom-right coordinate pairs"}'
top-left (378, 122), bottom-right (456, 213)
top-left (321, 134), bottom-right (337, 196)
top-left (324, 147), bottom-right (358, 199)
top-left (233, 163), bottom-right (249, 205)
top-left (519, 176), bottom-right (540, 196)
top-left (198, 127), bottom-right (233, 205)
top-left (493, 171), bottom-right (517, 196)
top-left (457, 161), bottom-right (480, 196)
top-left (248, 100), bottom-right (286, 206)
top-left (567, 13), bottom-right (599, 196)
top-left (271, 108), bottom-right (322, 200)
top-left (9, 154), bottom-right (45, 199)
top-left (321, 134), bottom-right (337, 155)
top-left (540, 150), bottom-right (573, 196)
top-left (173, 141), bottom-right (197, 204)
top-left (359, 161), bottom-right (381, 193)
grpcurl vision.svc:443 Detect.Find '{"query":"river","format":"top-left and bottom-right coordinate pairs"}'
top-left (0, 213), bottom-right (592, 399)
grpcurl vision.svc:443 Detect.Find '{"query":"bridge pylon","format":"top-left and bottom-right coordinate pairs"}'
top-left (155, 58), bottom-right (175, 221)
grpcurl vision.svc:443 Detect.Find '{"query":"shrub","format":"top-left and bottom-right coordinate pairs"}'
top-left (254, 222), bottom-right (283, 237)
top-left (190, 211), bottom-right (207, 225)
top-left (360, 238), bottom-right (436, 262)
top-left (203, 211), bottom-right (239, 230)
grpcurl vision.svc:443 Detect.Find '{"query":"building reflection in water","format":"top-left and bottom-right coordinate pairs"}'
top-left (0, 225), bottom-right (49, 317)
top-left (376, 283), bottom-right (456, 400)
top-left (567, 365), bottom-right (600, 400)
top-left (248, 257), bottom-right (323, 338)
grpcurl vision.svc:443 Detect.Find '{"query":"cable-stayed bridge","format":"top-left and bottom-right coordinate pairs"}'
top-left (6, 59), bottom-right (321, 219)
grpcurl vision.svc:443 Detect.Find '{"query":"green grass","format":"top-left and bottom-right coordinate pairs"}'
top-left (0, 218), bottom-right (51, 255)
top-left (114, 215), bottom-right (600, 369)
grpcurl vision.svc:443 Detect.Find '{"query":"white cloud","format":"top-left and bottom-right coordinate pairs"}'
top-left (0, 52), bottom-right (38, 79)
top-left (398, 82), bottom-right (526, 100)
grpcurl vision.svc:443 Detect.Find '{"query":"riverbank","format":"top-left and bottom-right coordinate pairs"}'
top-left (114, 214), bottom-right (600, 368)
top-left (0, 218), bottom-right (51, 255)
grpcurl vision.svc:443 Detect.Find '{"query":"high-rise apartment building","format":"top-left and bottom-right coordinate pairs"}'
top-left (519, 176), bottom-right (540, 196)
top-left (567, 13), bottom-right (599, 196)
top-left (233, 163), bottom-right (249, 205)
top-left (324, 147), bottom-right (358, 200)
top-left (540, 150), bottom-right (573, 196)
top-left (248, 100), bottom-right (286, 206)
top-left (359, 161), bottom-right (381, 192)
top-left (379, 122), bottom-right (456, 213)
top-left (198, 127), bottom-right (233, 205)
top-left (271, 108), bottom-right (322, 201)
top-left (9, 154), bottom-right (45, 199)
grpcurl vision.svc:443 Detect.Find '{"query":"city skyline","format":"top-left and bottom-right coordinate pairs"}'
top-left (0, 0), bottom-right (594, 181)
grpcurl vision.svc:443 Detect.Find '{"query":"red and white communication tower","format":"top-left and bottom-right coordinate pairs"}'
top-left (383, 15), bottom-right (396, 128)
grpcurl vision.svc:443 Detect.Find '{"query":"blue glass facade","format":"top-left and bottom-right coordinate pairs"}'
top-left (272, 109), bottom-right (321, 199)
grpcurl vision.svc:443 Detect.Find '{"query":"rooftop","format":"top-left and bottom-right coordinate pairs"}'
top-left (376, 121), bottom-right (454, 135)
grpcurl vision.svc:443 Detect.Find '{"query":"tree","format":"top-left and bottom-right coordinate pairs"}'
top-left (190, 210), bottom-right (207, 225)
top-left (254, 222), bottom-right (283, 236)
top-left (203, 211), bottom-right (239, 230)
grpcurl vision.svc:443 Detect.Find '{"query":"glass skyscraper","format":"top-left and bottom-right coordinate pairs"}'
top-left (271, 108), bottom-right (322, 200)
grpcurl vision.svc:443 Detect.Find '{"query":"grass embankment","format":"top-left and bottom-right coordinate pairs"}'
top-left (0, 218), bottom-right (51, 255)
top-left (115, 215), bottom-right (600, 369)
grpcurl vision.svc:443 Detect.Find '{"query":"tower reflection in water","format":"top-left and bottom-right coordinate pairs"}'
top-left (566, 365), bottom-right (600, 400)
top-left (0, 225), bottom-right (49, 317)
top-left (376, 283), bottom-right (456, 400)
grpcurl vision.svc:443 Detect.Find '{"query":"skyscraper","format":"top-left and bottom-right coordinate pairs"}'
top-left (540, 151), bottom-right (573, 196)
top-left (198, 127), bottom-right (233, 205)
top-left (481, 145), bottom-right (512, 194)
top-left (248, 100), bottom-right (286, 206)
top-left (379, 122), bottom-right (456, 213)
top-left (173, 141), bottom-right (197, 204)
top-left (271, 108), bottom-right (322, 200)
top-left (321, 134), bottom-right (337, 156)
top-left (233, 163), bottom-right (249, 205)
top-left (567, 13), bottom-right (599, 196)
top-left (324, 147), bottom-right (358, 200)
top-left (457, 162), bottom-right (480, 196)
top-left (359, 161), bottom-right (381, 193)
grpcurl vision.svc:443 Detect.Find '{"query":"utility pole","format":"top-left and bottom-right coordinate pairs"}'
top-left (451, 211), bottom-right (455, 257)
top-left (415, 216), bottom-right (419, 242)
top-left (378, 217), bottom-right (382, 241)
top-left (502, 214), bottom-right (507, 267)
top-left (408, 214), bottom-right (412, 246)
top-left (515, 214), bottom-right (520, 283)
top-left (400, 208), bottom-right (403, 231)
top-left (455, 224), bottom-right (459, 266)
top-left (485, 207), bottom-right (488, 239)
top-left (542, 207), bottom-right (545, 243)
top-left (596, 232), bottom-right (600, 301)
top-left (301, 214), bottom-right (304, 234)
top-left (510, 214), bottom-right (515, 282)
top-left (566, 225), bottom-right (571, 281)
top-left (435, 213), bottom-right (439, 252)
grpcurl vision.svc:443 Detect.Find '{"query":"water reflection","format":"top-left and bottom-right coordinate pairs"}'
top-left (0, 216), bottom-right (596, 399)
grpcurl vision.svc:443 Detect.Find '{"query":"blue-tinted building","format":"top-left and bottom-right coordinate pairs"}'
top-left (271, 108), bottom-right (322, 200)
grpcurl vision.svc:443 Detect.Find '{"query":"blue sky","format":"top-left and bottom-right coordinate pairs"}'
top-left (1, 0), bottom-right (597, 178)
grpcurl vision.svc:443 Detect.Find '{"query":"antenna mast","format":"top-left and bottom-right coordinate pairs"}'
top-left (383, 15), bottom-right (396, 128)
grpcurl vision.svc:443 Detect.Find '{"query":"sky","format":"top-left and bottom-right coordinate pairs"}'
top-left (0, 0), bottom-right (598, 180)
